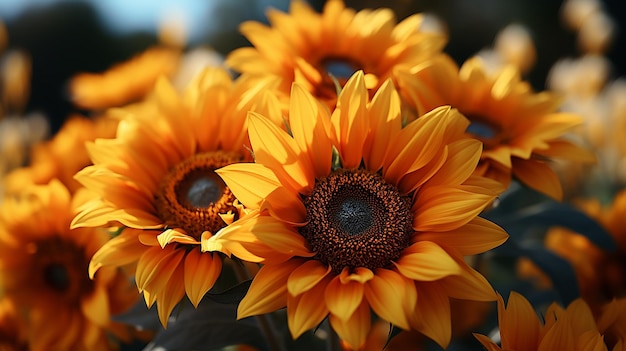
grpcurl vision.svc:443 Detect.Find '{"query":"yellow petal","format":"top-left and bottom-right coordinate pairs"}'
top-left (364, 79), bottom-right (402, 171)
top-left (426, 138), bottom-right (483, 186)
top-left (157, 229), bottom-right (199, 248)
top-left (437, 259), bottom-right (497, 302)
top-left (289, 83), bottom-right (333, 178)
top-left (331, 70), bottom-right (368, 169)
top-left (184, 249), bottom-right (222, 308)
top-left (473, 333), bottom-right (504, 351)
top-left (393, 241), bottom-right (461, 281)
top-left (248, 111), bottom-right (313, 192)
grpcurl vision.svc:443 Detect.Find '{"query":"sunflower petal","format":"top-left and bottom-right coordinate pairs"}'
top-left (287, 275), bottom-right (332, 338)
top-left (499, 292), bottom-right (541, 350)
top-left (238, 259), bottom-right (302, 318)
top-left (329, 300), bottom-right (371, 350)
top-left (412, 283), bottom-right (452, 349)
top-left (393, 241), bottom-right (461, 281)
top-left (184, 249), bottom-right (222, 308)
top-left (288, 260), bottom-right (332, 296)
top-left (325, 269), bottom-right (365, 321)
top-left (88, 229), bottom-right (145, 279)
top-left (364, 268), bottom-right (417, 330)
top-left (415, 217), bottom-right (508, 255)
top-left (512, 158), bottom-right (563, 200)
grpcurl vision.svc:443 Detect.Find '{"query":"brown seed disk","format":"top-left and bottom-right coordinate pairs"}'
top-left (300, 168), bottom-right (413, 273)
top-left (155, 151), bottom-right (242, 240)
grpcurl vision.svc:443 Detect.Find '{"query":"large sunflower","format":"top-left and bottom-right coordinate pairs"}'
top-left (474, 292), bottom-right (626, 351)
top-left (216, 71), bottom-right (508, 349)
top-left (396, 55), bottom-right (595, 200)
top-left (0, 180), bottom-right (138, 351)
top-left (226, 0), bottom-right (445, 109)
top-left (72, 68), bottom-right (282, 326)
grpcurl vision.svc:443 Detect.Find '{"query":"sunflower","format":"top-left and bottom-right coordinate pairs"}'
top-left (0, 180), bottom-right (138, 351)
top-left (226, 0), bottom-right (445, 109)
top-left (396, 55), bottom-right (595, 200)
top-left (215, 71), bottom-right (508, 349)
top-left (72, 68), bottom-right (283, 327)
top-left (520, 189), bottom-right (626, 316)
top-left (70, 46), bottom-right (181, 110)
top-left (474, 292), bottom-right (626, 351)
top-left (3, 113), bottom-right (118, 195)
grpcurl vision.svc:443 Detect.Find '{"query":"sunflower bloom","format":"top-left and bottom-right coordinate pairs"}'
top-left (520, 189), bottom-right (626, 315)
top-left (475, 292), bottom-right (626, 351)
top-left (396, 56), bottom-right (595, 200)
top-left (226, 0), bottom-right (445, 109)
top-left (0, 180), bottom-right (138, 351)
top-left (72, 68), bottom-right (282, 326)
top-left (216, 71), bottom-right (508, 349)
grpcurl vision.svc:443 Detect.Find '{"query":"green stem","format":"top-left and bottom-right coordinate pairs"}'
top-left (231, 259), bottom-right (286, 351)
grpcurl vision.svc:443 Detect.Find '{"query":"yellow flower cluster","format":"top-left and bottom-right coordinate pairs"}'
top-left (0, 1), bottom-right (624, 351)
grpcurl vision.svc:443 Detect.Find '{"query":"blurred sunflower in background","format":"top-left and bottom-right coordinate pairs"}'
top-left (72, 67), bottom-right (283, 326)
top-left (396, 55), bottom-right (595, 200)
top-left (0, 180), bottom-right (138, 351)
top-left (217, 71), bottom-right (508, 349)
top-left (226, 0), bottom-right (446, 110)
top-left (474, 291), bottom-right (626, 351)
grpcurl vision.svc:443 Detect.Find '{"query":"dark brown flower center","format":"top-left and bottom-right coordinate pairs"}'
top-left (35, 237), bottom-right (93, 303)
top-left (155, 151), bottom-right (242, 240)
top-left (299, 168), bottom-right (413, 273)
top-left (315, 57), bottom-right (363, 105)
top-left (464, 115), bottom-right (506, 149)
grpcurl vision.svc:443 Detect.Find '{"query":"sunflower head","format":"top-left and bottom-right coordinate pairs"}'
top-left (226, 0), bottom-right (446, 111)
top-left (217, 70), bottom-right (508, 349)
top-left (0, 180), bottom-right (138, 351)
top-left (396, 55), bottom-right (596, 200)
top-left (72, 67), bottom-right (283, 327)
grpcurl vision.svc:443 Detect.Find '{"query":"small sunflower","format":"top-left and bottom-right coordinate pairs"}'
top-left (474, 292), bottom-right (625, 351)
top-left (226, 0), bottom-right (445, 109)
top-left (396, 55), bottom-right (595, 200)
top-left (0, 180), bottom-right (138, 351)
top-left (216, 71), bottom-right (508, 349)
top-left (72, 68), bottom-right (283, 326)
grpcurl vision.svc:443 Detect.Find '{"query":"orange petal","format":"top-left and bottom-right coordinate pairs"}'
top-left (537, 314), bottom-right (576, 351)
top-left (81, 286), bottom-right (110, 327)
top-left (329, 300), bottom-right (371, 350)
top-left (393, 241), bottom-right (461, 281)
top-left (413, 185), bottom-right (496, 232)
top-left (437, 259), bottom-right (497, 302)
top-left (287, 275), bottom-right (332, 338)
top-left (325, 268), bottom-right (365, 321)
top-left (184, 249), bottom-right (222, 308)
top-left (156, 265), bottom-right (186, 328)
top-left (88, 229), bottom-right (146, 278)
top-left (512, 158), bottom-right (563, 200)
top-left (288, 260), bottom-right (332, 296)
top-left (216, 163), bottom-right (284, 209)
top-left (238, 259), bottom-right (302, 318)
top-left (499, 292), bottom-right (541, 351)
top-left (426, 139), bottom-right (483, 186)
top-left (364, 268), bottom-right (417, 330)
top-left (157, 229), bottom-right (199, 248)
top-left (473, 333), bottom-right (504, 351)
top-left (412, 283), bottom-right (452, 349)
top-left (415, 217), bottom-right (508, 255)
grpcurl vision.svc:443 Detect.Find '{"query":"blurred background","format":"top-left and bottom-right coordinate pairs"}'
top-left (0, 0), bottom-right (624, 134)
